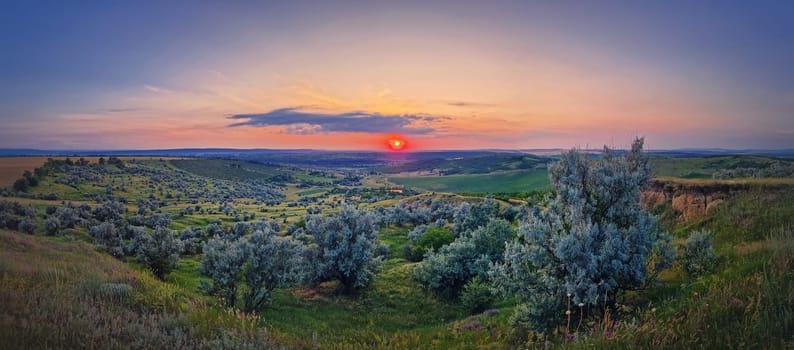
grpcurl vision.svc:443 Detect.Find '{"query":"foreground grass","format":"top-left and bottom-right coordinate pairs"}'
top-left (0, 230), bottom-right (281, 349)
top-left (562, 227), bottom-right (794, 349)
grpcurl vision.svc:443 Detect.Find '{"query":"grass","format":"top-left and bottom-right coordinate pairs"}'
top-left (389, 169), bottom-right (550, 193)
top-left (381, 153), bottom-right (546, 175)
top-left (563, 227), bottom-right (794, 349)
top-left (650, 155), bottom-right (794, 179)
top-left (0, 229), bottom-right (280, 349)
top-left (170, 158), bottom-right (335, 184)
top-left (3, 156), bottom-right (793, 349)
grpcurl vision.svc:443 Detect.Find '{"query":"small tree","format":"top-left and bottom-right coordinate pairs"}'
top-left (199, 236), bottom-right (248, 307)
top-left (132, 226), bottom-right (183, 279)
top-left (13, 178), bottom-right (28, 192)
top-left (491, 138), bottom-right (676, 335)
top-left (242, 230), bottom-right (306, 311)
top-left (200, 228), bottom-right (305, 311)
top-left (18, 218), bottom-right (36, 234)
top-left (306, 206), bottom-right (382, 292)
top-left (460, 277), bottom-right (495, 314)
top-left (681, 230), bottom-right (717, 276)
top-left (404, 226), bottom-right (454, 262)
top-left (44, 217), bottom-right (60, 236)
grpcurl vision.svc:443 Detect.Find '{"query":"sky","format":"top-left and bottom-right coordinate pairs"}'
top-left (1, 0), bottom-right (793, 151)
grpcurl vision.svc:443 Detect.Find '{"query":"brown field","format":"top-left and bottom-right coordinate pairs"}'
top-left (0, 156), bottom-right (185, 188)
top-left (0, 157), bottom-right (50, 188)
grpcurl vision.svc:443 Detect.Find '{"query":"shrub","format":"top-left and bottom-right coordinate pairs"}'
top-left (199, 237), bottom-right (248, 308)
top-left (681, 230), bottom-right (717, 276)
top-left (491, 138), bottom-right (676, 335)
top-left (405, 226), bottom-right (455, 262)
top-left (414, 219), bottom-right (513, 299)
top-left (460, 277), bottom-right (494, 314)
top-left (200, 228), bottom-right (305, 311)
top-left (89, 221), bottom-right (125, 257)
top-left (178, 227), bottom-right (204, 255)
top-left (132, 226), bottom-right (183, 279)
top-left (416, 227), bottom-right (454, 253)
top-left (18, 218), bottom-right (36, 234)
top-left (44, 217), bottom-right (60, 236)
top-left (454, 198), bottom-right (500, 235)
top-left (242, 230), bottom-right (306, 311)
top-left (13, 178), bottom-right (28, 192)
top-left (306, 206), bottom-right (382, 292)
top-left (92, 201), bottom-right (125, 222)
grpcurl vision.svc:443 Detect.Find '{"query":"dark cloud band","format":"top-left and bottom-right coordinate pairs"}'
top-left (227, 107), bottom-right (440, 134)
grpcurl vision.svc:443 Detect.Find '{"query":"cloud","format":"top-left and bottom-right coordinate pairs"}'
top-left (227, 107), bottom-right (442, 134)
top-left (144, 84), bottom-right (173, 94)
top-left (445, 100), bottom-right (496, 108)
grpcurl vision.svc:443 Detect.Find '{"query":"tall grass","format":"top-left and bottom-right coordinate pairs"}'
top-left (0, 230), bottom-right (284, 349)
top-left (552, 226), bottom-right (794, 349)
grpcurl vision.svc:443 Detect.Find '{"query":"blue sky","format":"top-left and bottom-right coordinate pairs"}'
top-left (1, 0), bottom-right (793, 150)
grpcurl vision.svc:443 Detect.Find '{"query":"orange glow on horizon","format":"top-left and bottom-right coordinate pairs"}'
top-left (386, 136), bottom-right (407, 151)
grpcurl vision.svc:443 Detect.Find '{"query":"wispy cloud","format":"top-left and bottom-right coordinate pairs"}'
top-left (227, 107), bottom-right (443, 134)
top-left (445, 100), bottom-right (496, 108)
top-left (144, 84), bottom-right (173, 94)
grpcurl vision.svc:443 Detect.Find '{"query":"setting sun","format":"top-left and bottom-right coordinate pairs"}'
top-left (387, 137), bottom-right (406, 151)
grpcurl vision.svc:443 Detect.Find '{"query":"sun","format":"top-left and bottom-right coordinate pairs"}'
top-left (387, 137), bottom-right (407, 151)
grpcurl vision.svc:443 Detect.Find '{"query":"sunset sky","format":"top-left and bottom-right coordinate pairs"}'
top-left (1, 1), bottom-right (793, 150)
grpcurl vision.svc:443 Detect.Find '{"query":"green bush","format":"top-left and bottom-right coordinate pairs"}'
top-left (416, 227), bottom-right (454, 253)
top-left (460, 277), bottom-right (494, 314)
top-left (681, 230), bottom-right (717, 276)
top-left (404, 227), bottom-right (455, 262)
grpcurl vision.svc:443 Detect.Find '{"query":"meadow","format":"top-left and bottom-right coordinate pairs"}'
top-left (0, 152), bottom-right (792, 349)
top-left (388, 169), bottom-right (550, 193)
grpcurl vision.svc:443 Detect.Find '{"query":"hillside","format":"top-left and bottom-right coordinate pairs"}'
top-left (0, 153), bottom-right (792, 349)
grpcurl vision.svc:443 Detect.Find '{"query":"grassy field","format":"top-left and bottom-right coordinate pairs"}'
top-left (388, 169), bottom-right (550, 193)
top-left (0, 229), bottom-right (279, 349)
top-left (2, 156), bottom-right (793, 348)
top-left (381, 153), bottom-right (546, 175)
top-left (650, 155), bottom-right (794, 178)
top-left (170, 159), bottom-right (337, 184)
top-left (0, 156), bottom-right (184, 189)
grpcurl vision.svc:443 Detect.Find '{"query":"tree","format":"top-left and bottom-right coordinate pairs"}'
top-left (199, 236), bottom-right (248, 307)
top-left (305, 206), bottom-right (382, 292)
top-left (491, 138), bottom-right (676, 334)
top-left (13, 178), bottom-right (28, 192)
top-left (132, 226), bottom-right (183, 279)
top-left (242, 230), bottom-right (306, 311)
top-left (199, 228), bottom-right (305, 311)
top-left (44, 217), bottom-right (60, 235)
